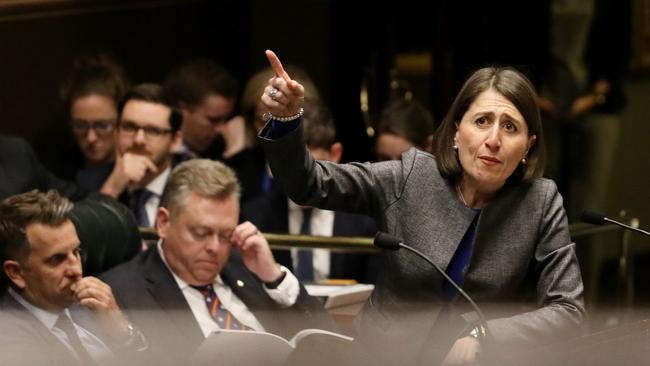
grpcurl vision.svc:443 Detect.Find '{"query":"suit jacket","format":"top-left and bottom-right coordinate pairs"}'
top-left (241, 186), bottom-right (379, 283)
top-left (75, 161), bottom-right (114, 192)
top-left (0, 292), bottom-right (80, 365)
top-left (0, 290), bottom-right (138, 366)
top-left (260, 123), bottom-right (585, 362)
top-left (0, 135), bottom-right (87, 200)
top-left (100, 245), bottom-right (333, 365)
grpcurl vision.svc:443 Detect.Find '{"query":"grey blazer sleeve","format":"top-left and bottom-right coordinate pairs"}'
top-left (260, 122), bottom-right (405, 222)
top-left (486, 181), bottom-right (585, 347)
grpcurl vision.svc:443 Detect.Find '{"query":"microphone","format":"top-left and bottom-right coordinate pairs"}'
top-left (373, 232), bottom-right (490, 339)
top-left (580, 210), bottom-right (650, 237)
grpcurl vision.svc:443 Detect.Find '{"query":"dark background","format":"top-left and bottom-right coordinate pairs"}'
top-left (0, 0), bottom-right (649, 311)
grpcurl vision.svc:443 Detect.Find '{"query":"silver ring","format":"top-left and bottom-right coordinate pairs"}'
top-left (269, 88), bottom-right (278, 100)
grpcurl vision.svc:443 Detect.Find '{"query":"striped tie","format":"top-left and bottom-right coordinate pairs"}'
top-left (192, 284), bottom-right (249, 330)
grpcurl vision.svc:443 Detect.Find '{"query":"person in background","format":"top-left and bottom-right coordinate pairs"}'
top-left (375, 97), bottom-right (435, 161)
top-left (242, 99), bottom-right (378, 284)
top-left (0, 135), bottom-right (89, 201)
top-left (537, 0), bottom-right (630, 220)
top-left (163, 59), bottom-right (239, 160)
top-left (258, 50), bottom-right (584, 365)
top-left (99, 83), bottom-right (183, 228)
top-left (58, 54), bottom-right (129, 190)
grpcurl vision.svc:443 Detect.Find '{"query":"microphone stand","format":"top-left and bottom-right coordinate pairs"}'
top-left (581, 210), bottom-right (649, 321)
top-left (395, 242), bottom-right (490, 340)
top-left (603, 217), bottom-right (650, 237)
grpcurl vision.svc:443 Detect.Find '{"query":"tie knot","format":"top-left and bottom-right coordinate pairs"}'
top-left (55, 313), bottom-right (75, 333)
top-left (133, 188), bottom-right (153, 204)
top-left (190, 284), bottom-right (213, 297)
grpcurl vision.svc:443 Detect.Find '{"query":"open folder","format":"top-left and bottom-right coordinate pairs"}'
top-left (190, 328), bottom-right (353, 366)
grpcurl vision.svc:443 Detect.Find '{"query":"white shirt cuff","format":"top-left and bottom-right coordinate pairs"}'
top-left (264, 265), bottom-right (300, 307)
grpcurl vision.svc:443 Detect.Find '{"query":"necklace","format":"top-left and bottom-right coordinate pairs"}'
top-left (456, 183), bottom-right (469, 206)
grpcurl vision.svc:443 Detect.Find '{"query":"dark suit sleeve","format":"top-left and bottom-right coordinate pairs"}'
top-left (28, 142), bottom-right (89, 201)
top-left (486, 181), bottom-right (585, 348)
top-left (0, 136), bottom-right (88, 201)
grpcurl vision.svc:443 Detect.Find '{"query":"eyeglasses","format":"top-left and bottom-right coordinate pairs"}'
top-left (119, 121), bottom-right (172, 139)
top-left (70, 119), bottom-right (116, 137)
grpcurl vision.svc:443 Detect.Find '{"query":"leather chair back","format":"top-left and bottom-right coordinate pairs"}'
top-left (70, 195), bottom-right (141, 276)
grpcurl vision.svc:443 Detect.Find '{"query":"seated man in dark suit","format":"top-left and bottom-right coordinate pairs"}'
top-left (241, 100), bottom-right (378, 283)
top-left (0, 135), bottom-right (88, 201)
top-left (101, 159), bottom-right (332, 365)
top-left (0, 190), bottom-right (146, 365)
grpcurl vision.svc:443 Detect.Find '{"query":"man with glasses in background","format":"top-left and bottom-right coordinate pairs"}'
top-left (99, 83), bottom-right (185, 228)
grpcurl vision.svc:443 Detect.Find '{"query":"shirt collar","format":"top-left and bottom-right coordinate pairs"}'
top-left (147, 165), bottom-right (172, 197)
top-left (176, 143), bottom-right (199, 159)
top-left (288, 199), bottom-right (331, 216)
top-left (288, 199), bottom-right (316, 213)
top-left (8, 287), bottom-right (66, 331)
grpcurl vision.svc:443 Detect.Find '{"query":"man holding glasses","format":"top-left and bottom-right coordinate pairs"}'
top-left (99, 83), bottom-right (184, 228)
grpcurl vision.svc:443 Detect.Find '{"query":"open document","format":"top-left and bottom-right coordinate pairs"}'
top-left (190, 328), bottom-right (353, 366)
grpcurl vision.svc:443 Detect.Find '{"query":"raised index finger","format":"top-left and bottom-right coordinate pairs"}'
top-left (265, 49), bottom-right (291, 81)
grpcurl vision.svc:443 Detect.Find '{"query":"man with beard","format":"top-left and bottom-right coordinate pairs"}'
top-left (99, 83), bottom-right (184, 228)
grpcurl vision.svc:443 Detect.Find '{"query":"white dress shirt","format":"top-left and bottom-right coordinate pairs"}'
top-left (157, 241), bottom-right (300, 337)
top-left (288, 200), bottom-right (335, 282)
top-left (8, 287), bottom-right (113, 364)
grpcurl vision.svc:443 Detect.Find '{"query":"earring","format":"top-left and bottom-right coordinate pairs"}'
top-left (453, 144), bottom-right (458, 150)
top-left (521, 157), bottom-right (527, 164)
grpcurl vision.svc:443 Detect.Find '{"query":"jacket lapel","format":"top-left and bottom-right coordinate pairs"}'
top-left (424, 182), bottom-right (478, 272)
top-left (142, 249), bottom-right (205, 347)
top-left (0, 291), bottom-right (82, 364)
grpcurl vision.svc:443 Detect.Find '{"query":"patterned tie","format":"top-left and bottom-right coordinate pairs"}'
top-left (132, 189), bottom-right (153, 227)
top-left (191, 284), bottom-right (249, 330)
top-left (54, 313), bottom-right (94, 365)
top-left (296, 208), bottom-right (314, 281)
